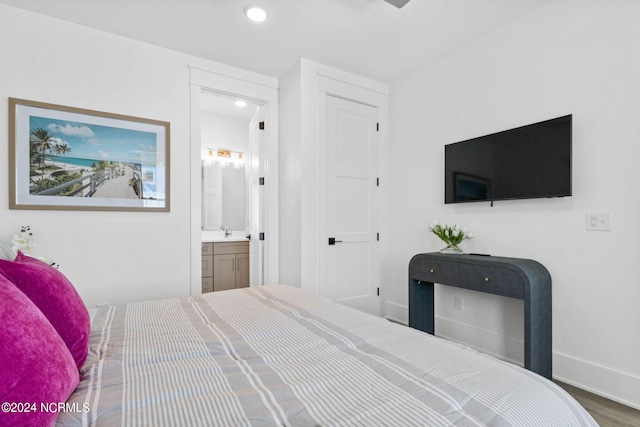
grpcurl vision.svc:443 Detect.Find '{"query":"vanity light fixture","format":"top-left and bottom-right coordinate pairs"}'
top-left (244, 5), bottom-right (268, 22)
top-left (204, 148), bottom-right (246, 168)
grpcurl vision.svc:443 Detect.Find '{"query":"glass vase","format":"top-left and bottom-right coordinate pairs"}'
top-left (440, 242), bottom-right (463, 254)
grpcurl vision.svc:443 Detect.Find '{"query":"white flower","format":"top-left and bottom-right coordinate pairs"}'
top-left (429, 220), bottom-right (474, 250)
top-left (11, 227), bottom-right (37, 254)
top-left (6, 226), bottom-right (58, 268)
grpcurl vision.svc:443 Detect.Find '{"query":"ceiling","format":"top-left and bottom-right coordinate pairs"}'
top-left (0, 0), bottom-right (552, 84)
top-left (201, 92), bottom-right (260, 119)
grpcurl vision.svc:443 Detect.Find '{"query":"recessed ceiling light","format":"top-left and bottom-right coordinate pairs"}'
top-left (235, 100), bottom-right (247, 108)
top-left (245, 5), bottom-right (268, 22)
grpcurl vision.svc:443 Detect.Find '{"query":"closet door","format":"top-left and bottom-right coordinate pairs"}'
top-left (326, 95), bottom-right (379, 315)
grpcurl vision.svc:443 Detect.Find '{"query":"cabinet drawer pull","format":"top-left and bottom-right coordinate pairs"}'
top-left (484, 277), bottom-right (489, 282)
top-left (430, 268), bottom-right (435, 273)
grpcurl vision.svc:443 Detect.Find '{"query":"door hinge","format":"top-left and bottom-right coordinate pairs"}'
top-left (259, 121), bottom-right (265, 130)
top-left (376, 177), bottom-right (379, 187)
top-left (259, 232), bottom-right (265, 241)
top-left (377, 232), bottom-right (380, 241)
top-left (377, 287), bottom-right (380, 296)
top-left (376, 122), bottom-right (379, 132)
top-left (259, 177), bottom-right (265, 185)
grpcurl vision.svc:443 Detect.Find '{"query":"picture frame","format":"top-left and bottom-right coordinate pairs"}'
top-left (9, 98), bottom-right (170, 212)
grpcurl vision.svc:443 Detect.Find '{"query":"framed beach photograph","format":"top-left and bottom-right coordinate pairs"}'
top-left (8, 98), bottom-right (170, 211)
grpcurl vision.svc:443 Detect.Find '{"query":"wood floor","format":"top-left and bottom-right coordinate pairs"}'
top-left (555, 381), bottom-right (640, 426)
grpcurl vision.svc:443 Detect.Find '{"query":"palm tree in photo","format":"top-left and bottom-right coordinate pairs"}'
top-left (30, 128), bottom-right (56, 182)
top-left (56, 142), bottom-right (72, 170)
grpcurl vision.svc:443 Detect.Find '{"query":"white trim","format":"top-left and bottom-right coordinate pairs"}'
top-left (383, 301), bottom-right (409, 325)
top-left (189, 65), bottom-right (279, 297)
top-left (189, 65), bottom-right (278, 94)
top-left (313, 62), bottom-right (388, 96)
top-left (190, 85), bottom-right (203, 298)
top-left (554, 351), bottom-right (640, 411)
top-left (317, 76), bottom-right (388, 108)
top-left (436, 316), bottom-right (524, 367)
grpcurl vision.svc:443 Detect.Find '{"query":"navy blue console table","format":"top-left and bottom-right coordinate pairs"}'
top-left (409, 253), bottom-right (552, 379)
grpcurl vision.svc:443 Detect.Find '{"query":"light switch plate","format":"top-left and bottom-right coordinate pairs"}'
top-left (586, 212), bottom-right (611, 231)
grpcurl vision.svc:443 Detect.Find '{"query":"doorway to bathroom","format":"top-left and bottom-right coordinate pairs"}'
top-left (189, 65), bottom-right (279, 296)
top-left (200, 92), bottom-right (265, 287)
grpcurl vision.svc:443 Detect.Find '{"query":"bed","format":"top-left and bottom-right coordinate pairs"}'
top-left (0, 254), bottom-right (596, 427)
top-left (46, 284), bottom-right (596, 426)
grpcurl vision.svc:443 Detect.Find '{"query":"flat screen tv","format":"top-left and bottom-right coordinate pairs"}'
top-left (445, 115), bottom-right (572, 204)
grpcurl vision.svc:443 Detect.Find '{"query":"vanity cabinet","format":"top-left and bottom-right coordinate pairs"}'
top-left (202, 241), bottom-right (249, 293)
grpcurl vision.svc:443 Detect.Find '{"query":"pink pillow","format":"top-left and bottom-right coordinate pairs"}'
top-left (0, 274), bottom-right (79, 427)
top-left (0, 252), bottom-right (90, 369)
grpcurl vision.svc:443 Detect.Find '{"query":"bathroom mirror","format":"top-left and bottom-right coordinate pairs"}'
top-left (201, 162), bottom-right (245, 230)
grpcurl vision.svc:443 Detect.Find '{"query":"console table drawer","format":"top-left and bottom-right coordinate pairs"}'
top-left (411, 259), bottom-right (458, 284)
top-left (458, 264), bottom-right (524, 299)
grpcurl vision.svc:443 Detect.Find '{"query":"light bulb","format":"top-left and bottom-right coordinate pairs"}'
top-left (245, 6), bottom-right (268, 22)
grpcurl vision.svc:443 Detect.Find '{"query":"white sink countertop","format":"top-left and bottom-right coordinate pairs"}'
top-left (202, 230), bottom-right (249, 243)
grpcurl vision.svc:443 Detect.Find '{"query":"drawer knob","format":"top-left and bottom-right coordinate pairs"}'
top-left (430, 268), bottom-right (435, 273)
top-left (484, 277), bottom-right (489, 282)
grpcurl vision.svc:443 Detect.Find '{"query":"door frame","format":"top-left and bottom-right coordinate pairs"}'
top-left (316, 72), bottom-right (389, 315)
top-left (189, 65), bottom-right (279, 296)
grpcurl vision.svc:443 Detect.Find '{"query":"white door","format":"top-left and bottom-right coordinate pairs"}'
top-left (248, 106), bottom-right (265, 286)
top-left (326, 95), bottom-right (379, 315)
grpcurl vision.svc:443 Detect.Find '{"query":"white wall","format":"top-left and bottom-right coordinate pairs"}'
top-left (386, 0), bottom-right (640, 408)
top-left (0, 4), bottom-right (234, 308)
top-left (201, 112), bottom-right (251, 157)
top-left (278, 63), bottom-right (303, 287)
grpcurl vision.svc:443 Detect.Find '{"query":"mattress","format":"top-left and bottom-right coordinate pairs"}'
top-left (56, 285), bottom-right (597, 426)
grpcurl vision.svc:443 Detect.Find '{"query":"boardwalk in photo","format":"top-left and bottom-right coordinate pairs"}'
top-left (92, 164), bottom-right (139, 199)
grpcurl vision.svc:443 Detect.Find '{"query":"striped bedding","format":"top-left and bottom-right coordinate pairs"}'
top-left (56, 285), bottom-right (597, 426)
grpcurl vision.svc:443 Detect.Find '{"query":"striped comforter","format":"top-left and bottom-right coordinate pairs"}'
top-left (56, 285), bottom-right (597, 426)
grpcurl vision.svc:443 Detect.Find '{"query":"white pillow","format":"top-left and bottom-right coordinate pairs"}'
top-left (0, 241), bottom-right (15, 260)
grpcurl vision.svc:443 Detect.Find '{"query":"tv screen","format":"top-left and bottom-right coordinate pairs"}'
top-left (445, 115), bottom-right (572, 204)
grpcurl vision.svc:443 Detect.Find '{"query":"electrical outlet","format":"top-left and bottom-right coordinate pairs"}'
top-left (586, 212), bottom-right (611, 231)
top-left (454, 295), bottom-right (463, 311)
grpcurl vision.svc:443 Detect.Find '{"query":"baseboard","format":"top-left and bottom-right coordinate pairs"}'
top-left (553, 351), bottom-right (640, 410)
top-left (435, 316), bottom-right (524, 367)
top-left (383, 300), bottom-right (408, 325)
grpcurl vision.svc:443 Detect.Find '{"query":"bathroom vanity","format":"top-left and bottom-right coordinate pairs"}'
top-left (202, 232), bottom-right (249, 293)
